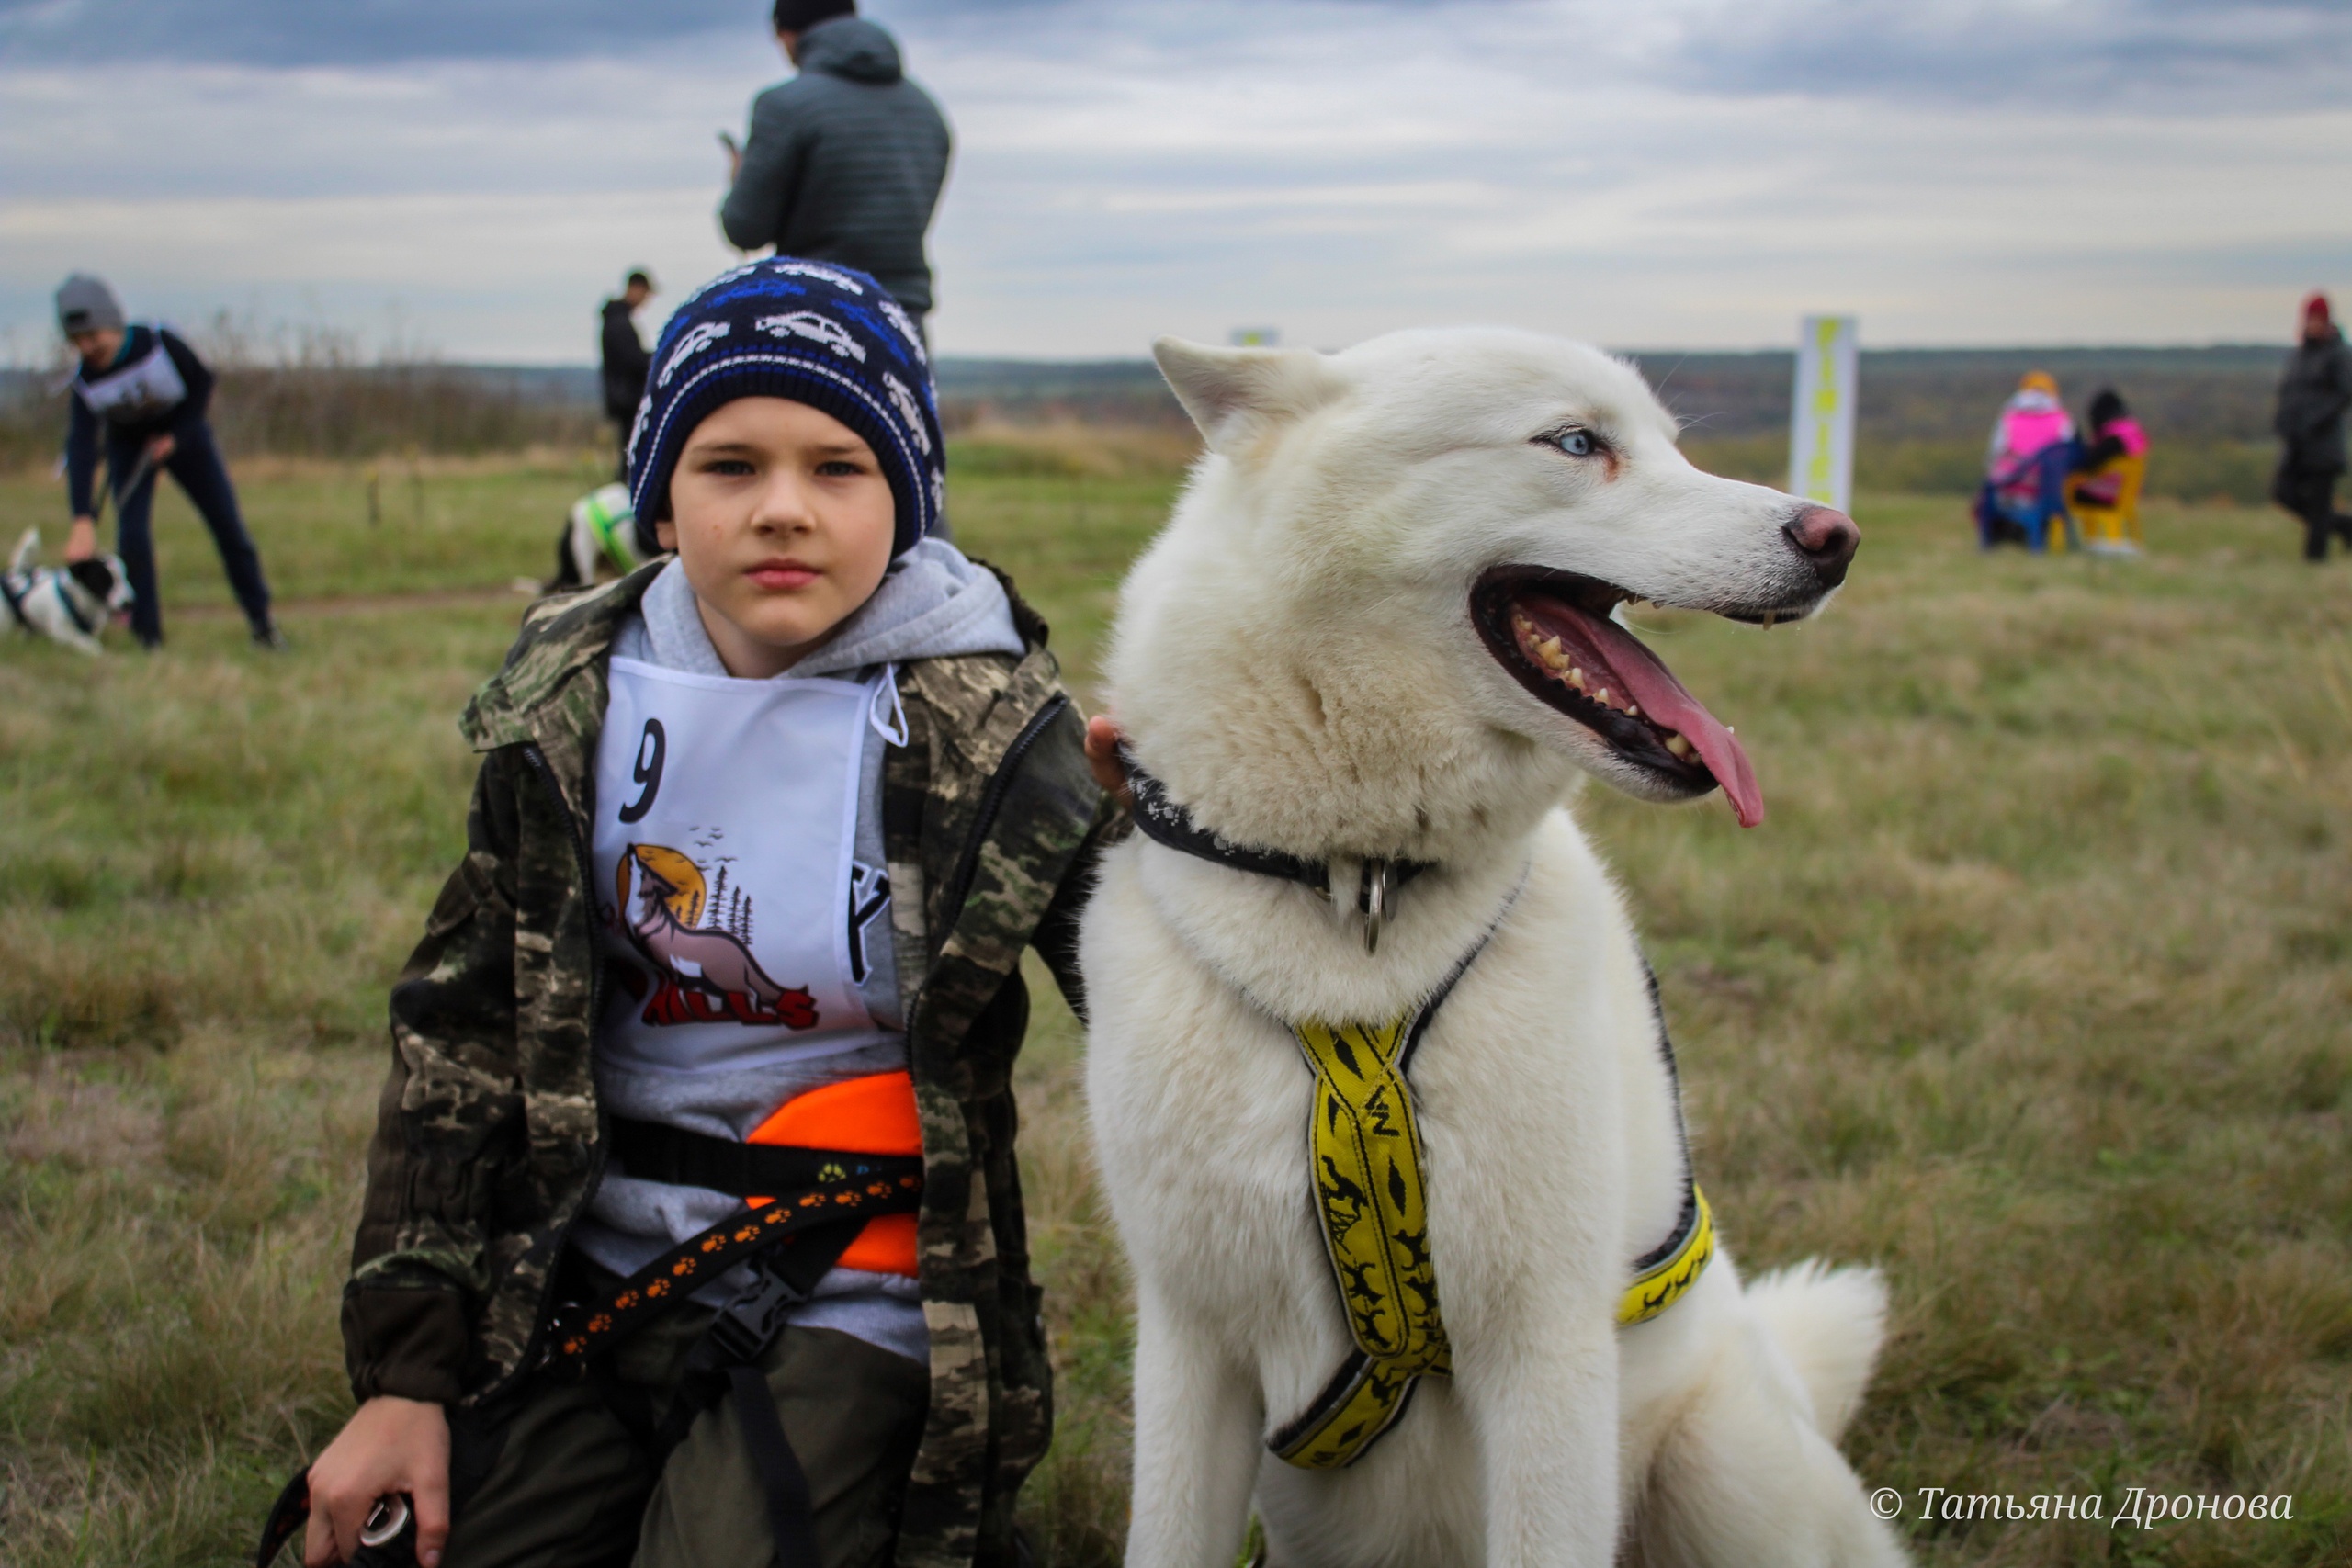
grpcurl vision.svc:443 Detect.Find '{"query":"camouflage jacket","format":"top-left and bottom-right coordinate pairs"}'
top-left (343, 561), bottom-right (1114, 1568)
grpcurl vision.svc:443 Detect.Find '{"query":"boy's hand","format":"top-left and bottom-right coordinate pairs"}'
top-left (63, 517), bottom-right (97, 563)
top-left (1084, 715), bottom-right (1129, 801)
top-left (144, 434), bottom-right (175, 465)
top-left (303, 1396), bottom-right (450, 1567)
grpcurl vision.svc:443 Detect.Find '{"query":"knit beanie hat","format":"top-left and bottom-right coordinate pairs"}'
top-left (2304, 292), bottom-right (2333, 331)
top-left (626, 257), bottom-right (942, 559)
top-left (56, 273), bottom-right (125, 335)
top-left (2087, 388), bottom-right (2126, 429)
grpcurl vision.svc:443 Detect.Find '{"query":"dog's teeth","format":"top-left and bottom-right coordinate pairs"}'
top-left (1594, 687), bottom-right (1611, 708)
top-left (1665, 733), bottom-right (1694, 760)
top-left (1567, 667), bottom-right (1586, 690)
top-left (1624, 703), bottom-right (1639, 717)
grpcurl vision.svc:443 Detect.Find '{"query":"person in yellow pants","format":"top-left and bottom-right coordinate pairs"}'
top-left (2067, 388), bottom-right (2149, 557)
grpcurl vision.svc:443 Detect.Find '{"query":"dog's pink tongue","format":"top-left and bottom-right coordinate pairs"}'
top-left (1582, 612), bottom-right (1765, 829)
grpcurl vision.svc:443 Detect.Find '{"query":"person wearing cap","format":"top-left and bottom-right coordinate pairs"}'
top-left (54, 273), bottom-right (277, 648)
top-left (601, 270), bottom-right (657, 479)
top-left (2271, 291), bottom-right (2352, 562)
top-left (719, 1), bottom-right (951, 340)
top-left (298, 259), bottom-right (1114, 1568)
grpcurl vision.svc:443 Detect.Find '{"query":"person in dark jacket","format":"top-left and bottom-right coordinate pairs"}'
top-left (2272, 291), bottom-right (2352, 561)
top-left (720, 1), bottom-right (952, 334)
top-left (56, 273), bottom-right (277, 649)
top-left (600, 270), bottom-right (656, 479)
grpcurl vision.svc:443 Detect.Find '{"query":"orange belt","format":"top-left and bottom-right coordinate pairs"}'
top-left (745, 1070), bottom-right (922, 1277)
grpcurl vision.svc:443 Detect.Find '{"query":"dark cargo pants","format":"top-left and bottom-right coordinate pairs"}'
top-left (443, 1295), bottom-right (928, 1568)
top-left (104, 421), bottom-right (274, 646)
top-left (2274, 459), bottom-right (2352, 561)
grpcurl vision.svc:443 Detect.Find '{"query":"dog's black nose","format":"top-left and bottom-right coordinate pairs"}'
top-left (1784, 506), bottom-right (1860, 589)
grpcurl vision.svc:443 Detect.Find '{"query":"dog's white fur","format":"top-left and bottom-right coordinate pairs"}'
top-left (1079, 329), bottom-right (1905, 1568)
top-left (4, 529), bottom-right (130, 655)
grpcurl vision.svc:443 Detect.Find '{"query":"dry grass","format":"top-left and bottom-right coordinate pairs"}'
top-left (949, 422), bottom-right (1201, 481)
top-left (1, 457), bottom-right (2347, 1566)
top-left (1579, 499), bottom-right (2352, 1565)
top-left (1, 450), bottom-right (614, 612)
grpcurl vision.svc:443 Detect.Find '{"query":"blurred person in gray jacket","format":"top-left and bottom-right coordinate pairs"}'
top-left (720, 1), bottom-right (951, 336)
top-left (2273, 291), bottom-right (2352, 561)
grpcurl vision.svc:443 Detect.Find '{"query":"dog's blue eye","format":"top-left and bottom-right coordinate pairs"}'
top-left (1550, 428), bottom-right (1595, 457)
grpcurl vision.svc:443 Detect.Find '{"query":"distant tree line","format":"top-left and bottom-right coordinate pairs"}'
top-left (0, 314), bottom-right (601, 470)
top-left (931, 347), bottom-right (2293, 503)
top-left (1623, 345), bottom-right (2287, 505)
top-left (0, 334), bottom-right (2297, 503)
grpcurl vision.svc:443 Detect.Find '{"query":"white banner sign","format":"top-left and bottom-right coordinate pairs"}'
top-left (1788, 315), bottom-right (1859, 513)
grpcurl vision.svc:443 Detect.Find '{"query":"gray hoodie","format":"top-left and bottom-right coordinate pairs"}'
top-left (573, 540), bottom-right (1022, 1359)
top-left (720, 16), bottom-right (953, 315)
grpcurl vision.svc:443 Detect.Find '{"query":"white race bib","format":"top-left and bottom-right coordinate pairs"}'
top-left (76, 331), bottom-right (188, 425)
top-left (592, 658), bottom-right (898, 1077)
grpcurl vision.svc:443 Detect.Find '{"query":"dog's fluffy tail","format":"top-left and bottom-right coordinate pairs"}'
top-left (10, 527), bottom-right (37, 575)
top-left (1745, 1260), bottom-right (1888, 1441)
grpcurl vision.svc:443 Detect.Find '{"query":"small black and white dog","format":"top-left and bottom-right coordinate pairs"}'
top-left (3, 528), bottom-right (133, 655)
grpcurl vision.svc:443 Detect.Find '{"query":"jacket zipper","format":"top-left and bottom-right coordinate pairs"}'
top-left (492, 740), bottom-right (608, 1401)
top-left (936, 694), bottom-right (1068, 933)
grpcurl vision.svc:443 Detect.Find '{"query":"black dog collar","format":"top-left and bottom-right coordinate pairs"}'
top-left (51, 576), bottom-right (98, 637)
top-left (1119, 749), bottom-right (1434, 953)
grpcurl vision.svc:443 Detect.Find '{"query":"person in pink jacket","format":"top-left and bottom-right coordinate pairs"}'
top-left (1974, 370), bottom-right (2077, 551)
top-left (2067, 388), bottom-right (2151, 555)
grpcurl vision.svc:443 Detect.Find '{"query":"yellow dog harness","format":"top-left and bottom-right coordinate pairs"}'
top-left (1114, 753), bottom-right (1715, 1472)
top-left (1268, 963), bottom-right (1715, 1471)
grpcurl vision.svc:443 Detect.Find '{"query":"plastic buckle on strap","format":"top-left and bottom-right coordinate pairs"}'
top-left (707, 1261), bottom-right (809, 1366)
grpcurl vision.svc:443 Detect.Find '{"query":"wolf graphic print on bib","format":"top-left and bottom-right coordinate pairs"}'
top-left (593, 658), bottom-right (898, 1076)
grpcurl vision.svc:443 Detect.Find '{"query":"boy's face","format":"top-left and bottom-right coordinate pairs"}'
top-left (67, 327), bottom-right (123, 369)
top-left (658, 397), bottom-right (898, 679)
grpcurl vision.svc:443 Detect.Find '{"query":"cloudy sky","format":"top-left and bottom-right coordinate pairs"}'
top-left (3, 0), bottom-right (2347, 363)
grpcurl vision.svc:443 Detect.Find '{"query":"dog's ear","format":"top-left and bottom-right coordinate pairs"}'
top-left (1153, 338), bottom-right (1344, 457)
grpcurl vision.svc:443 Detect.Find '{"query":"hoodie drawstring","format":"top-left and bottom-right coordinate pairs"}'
top-left (870, 663), bottom-right (910, 748)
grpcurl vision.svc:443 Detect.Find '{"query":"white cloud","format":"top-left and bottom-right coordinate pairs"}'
top-left (2, 0), bottom-right (2347, 362)
top-left (0, 188), bottom-right (750, 362)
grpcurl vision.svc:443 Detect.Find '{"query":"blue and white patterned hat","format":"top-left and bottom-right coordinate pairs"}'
top-left (627, 257), bottom-right (942, 558)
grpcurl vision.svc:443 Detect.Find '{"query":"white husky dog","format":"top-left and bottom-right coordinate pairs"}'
top-left (3, 528), bottom-right (132, 655)
top-left (1079, 330), bottom-right (1905, 1568)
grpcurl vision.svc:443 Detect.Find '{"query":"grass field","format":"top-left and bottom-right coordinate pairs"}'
top-left (1, 451), bottom-right (2346, 1567)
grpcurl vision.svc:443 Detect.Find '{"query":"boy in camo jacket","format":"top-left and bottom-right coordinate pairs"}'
top-left (302, 261), bottom-right (1115, 1568)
